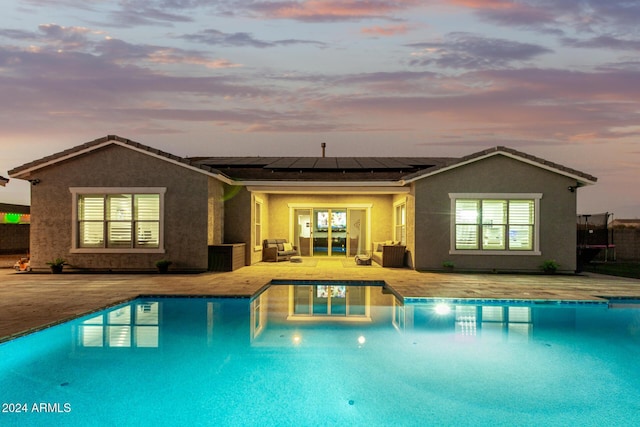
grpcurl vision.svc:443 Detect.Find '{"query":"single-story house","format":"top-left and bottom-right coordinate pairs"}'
top-left (8, 135), bottom-right (596, 273)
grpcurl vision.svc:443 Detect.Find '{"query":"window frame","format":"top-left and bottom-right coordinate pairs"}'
top-left (449, 193), bottom-right (541, 255)
top-left (70, 187), bottom-right (166, 254)
top-left (393, 199), bottom-right (407, 245)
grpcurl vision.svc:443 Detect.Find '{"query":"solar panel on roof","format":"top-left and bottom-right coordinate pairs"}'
top-left (336, 158), bottom-right (362, 169)
top-left (290, 158), bottom-right (318, 168)
top-left (201, 157), bottom-right (274, 167)
top-left (375, 158), bottom-right (411, 168)
top-left (355, 158), bottom-right (387, 169)
top-left (314, 158), bottom-right (338, 168)
top-left (238, 158), bottom-right (277, 166)
top-left (268, 158), bottom-right (298, 168)
top-left (196, 156), bottom-right (445, 171)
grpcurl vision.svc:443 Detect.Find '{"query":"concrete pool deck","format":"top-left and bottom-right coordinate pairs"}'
top-left (2, 258), bottom-right (640, 342)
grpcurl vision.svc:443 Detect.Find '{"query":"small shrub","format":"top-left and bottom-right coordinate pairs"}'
top-left (155, 259), bottom-right (172, 273)
top-left (541, 260), bottom-right (559, 274)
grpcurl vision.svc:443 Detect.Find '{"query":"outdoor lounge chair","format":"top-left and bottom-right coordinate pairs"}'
top-left (262, 239), bottom-right (299, 262)
top-left (371, 241), bottom-right (406, 267)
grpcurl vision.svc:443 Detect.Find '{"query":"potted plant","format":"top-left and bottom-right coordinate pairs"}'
top-left (155, 259), bottom-right (172, 273)
top-left (442, 261), bottom-right (455, 272)
top-left (47, 258), bottom-right (66, 274)
top-left (541, 259), bottom-right (559, 274)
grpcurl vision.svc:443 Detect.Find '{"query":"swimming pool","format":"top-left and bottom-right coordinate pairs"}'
top-left (1, 283), bottom-right (640, 426)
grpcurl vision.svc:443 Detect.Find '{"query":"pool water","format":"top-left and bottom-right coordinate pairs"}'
top-left (2, 284), bottom-right (640, 426)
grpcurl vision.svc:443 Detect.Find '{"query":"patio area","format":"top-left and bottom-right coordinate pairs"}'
top-left (2, 257), bottom-right (640, 342)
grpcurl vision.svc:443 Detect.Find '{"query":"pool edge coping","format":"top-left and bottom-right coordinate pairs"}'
top-left (3, 279), bottom-right (640, 344)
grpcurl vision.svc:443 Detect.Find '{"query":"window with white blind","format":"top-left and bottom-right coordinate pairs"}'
top-left (450, 194), bottom-right (541, 254)
top-left (71, 188), bottom-right (165, 253)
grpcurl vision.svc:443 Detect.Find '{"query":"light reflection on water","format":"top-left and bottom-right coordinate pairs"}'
top-left (1, 284), bottom-right (640, 426)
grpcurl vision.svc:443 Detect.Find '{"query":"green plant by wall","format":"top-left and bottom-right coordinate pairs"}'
top-left (541, 259), bottom-right (559, 274)
top-left (155, 259), bottom-right (172, 273)
top-left (46, 258), bottom-right (66, 273)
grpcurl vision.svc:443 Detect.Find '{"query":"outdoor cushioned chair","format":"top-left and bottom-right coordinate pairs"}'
top-left (371, 241), bottom-right (406, 267)
top-left (262, 239), bottom-right (298, 262)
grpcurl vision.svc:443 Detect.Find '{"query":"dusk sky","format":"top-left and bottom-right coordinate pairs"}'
top-left (0, 0), bottom-right (638, 218)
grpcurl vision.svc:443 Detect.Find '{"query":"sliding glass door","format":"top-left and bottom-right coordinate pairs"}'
top-left (313, 210), bottom-right (329, 256)
top-left (312, 209), bottom-right (347, 257)
top-left (331, 210), bottom-right (348, 256)
top-left (291, 205), bottom-right (370, 257)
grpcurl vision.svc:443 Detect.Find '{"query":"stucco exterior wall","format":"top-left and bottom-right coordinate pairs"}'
top-left (223, 187), bottom-right (267, 265)
top-left (413, 155), bottom-right (579, 272)
top-left (29, 144), bottom-right (212, 271)
top-left (207, 178), bottom-right (224, 246)
top-left (223, 186), bottom-right (250, 245)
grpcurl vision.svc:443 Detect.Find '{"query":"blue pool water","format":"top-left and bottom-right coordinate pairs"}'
top-left (1, 284), bottom-right (640, 426)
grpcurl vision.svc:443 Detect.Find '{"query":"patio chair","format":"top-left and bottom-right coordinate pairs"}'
top-left (262, 239), bottom-right (299, 262)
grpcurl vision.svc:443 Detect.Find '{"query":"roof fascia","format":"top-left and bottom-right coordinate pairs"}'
top-left (246, 184), bottom-right (409, 194)
top-left (243, 180), bottom-right (406, 187)
top-left (403, 150), bottom-right (597, 186)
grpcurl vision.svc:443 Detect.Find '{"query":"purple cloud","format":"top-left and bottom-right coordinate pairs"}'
top-left (23, 1), bottom-right (202, 27)
top-left (562, 35), bottom-right (640, 51)
top-left (407, 32), bottom-right (552, 69)
top-left (0, 28), bottom-right (38, 40)
top-left (0, 24), bottom-right (94, 51)
top-left (585, 0), bottom-right (640, 27)
top-left (458, 0), bottom-right (640, 41)
top-left (180, 29), bottom-right (325, 48)
top-left (334, 71), bottom-right (439, 85)
top-left (303, 65), bottom-right (640, 145)
top-left (473, 2), bottom-right (556, 28)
